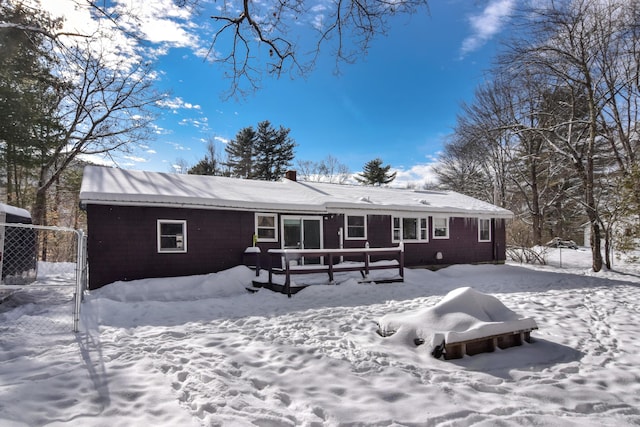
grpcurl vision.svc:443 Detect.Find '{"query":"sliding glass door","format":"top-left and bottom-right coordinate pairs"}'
top-left (282, 216), bottom-right (322, 264)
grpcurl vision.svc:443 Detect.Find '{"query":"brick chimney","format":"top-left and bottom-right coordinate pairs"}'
top-left (285, 170), bottom-right (297, 181)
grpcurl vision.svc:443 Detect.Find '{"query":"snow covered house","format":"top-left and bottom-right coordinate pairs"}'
top-left (79, 166), bottom-right (513, 289)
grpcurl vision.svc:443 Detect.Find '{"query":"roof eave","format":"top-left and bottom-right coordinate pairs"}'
top-left (79, 195), bottom-right (327, 215)
top-left (80, 193), bottom-right (514, 219)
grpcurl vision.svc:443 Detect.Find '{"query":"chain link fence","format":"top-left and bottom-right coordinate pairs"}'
top-left (0, 223), bottom-right (86, 333)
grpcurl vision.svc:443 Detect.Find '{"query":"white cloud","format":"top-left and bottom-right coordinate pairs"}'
top-left (157, 97), bottom-right (202, 111)
top-left (310, 4), bottom-right (328, 13)
top-left (347, 159), bottom-right (441, 189)
top-left (460, 0), bottom-right (515, 58)
top-left (214, 136), bottom-right (229, 144)
top-left (150, 124), bottom-right (171, 135)
top-left (39, 0), bottom-right (97, 37)
top-left (111, 0), bottom-right (199, 48)
top-left (391, 163), bottom-right (440, 188)
top-left (35, 0), bottom-right (202, 73)
top-left (77, 153), bottom-right (118, 167)
top-left (166, 141), bottom-right (190, 151)
top-left (124, 155), bottom-right (148, 163)
top-left (177, 117), bottom-right (210, 132)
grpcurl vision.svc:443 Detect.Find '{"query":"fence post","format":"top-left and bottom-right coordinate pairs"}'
top-left (399, 242), bottom-right (405, 279)
top-left (73, 229), bottom-right (85, 332)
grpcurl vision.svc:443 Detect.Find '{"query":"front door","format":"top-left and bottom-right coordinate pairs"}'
top-left (282, 217), bottom-right (322, 264)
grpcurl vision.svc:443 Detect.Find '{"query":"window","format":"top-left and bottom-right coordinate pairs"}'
top-left (420, 218), bottom-right (428, 240)
top-left (256, 213), bottom-right (278, 242)
top-left (403, 217), bottom-right (418, 240)
top-left (345, 215), bottom-right (366, 239)
top-left (157, 220), bottom-right (187, 253)
top-left (432, 217), bottom-right (449, 239)
top-left (393, 217), bottom-right (401, 241)
top-left (392, 216), bottom-right (429, 242)
top-left (479, 218), bottom-right (491, 242)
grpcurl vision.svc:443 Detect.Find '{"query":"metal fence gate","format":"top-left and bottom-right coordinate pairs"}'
top-left (0, 223), bottom-right (87, 333)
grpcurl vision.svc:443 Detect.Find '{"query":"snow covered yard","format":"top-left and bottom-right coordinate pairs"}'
top-left (1, 249), bottom-right (640, 426)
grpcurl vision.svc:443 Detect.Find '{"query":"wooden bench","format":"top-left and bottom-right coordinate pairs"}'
top-left (266, 245), bottom-right (404, 297)
top-left (438, 328), bottom-right (537, 360)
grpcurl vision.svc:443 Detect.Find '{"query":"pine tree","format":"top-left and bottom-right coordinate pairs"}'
top-left (224, 126), bottom-right (256, 178)
top-left (355, 158), bottom-right (397, 186)
top-left (253, 121), bottom-right (296, 181)
top-left (0, 3), bottom-right (63, 207)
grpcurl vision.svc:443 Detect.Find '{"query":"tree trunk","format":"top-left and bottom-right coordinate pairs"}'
top-left (31, 185), bottom-right (48, 262)
top-left (32, 186), bottom-right (47, 227)
top-left (603, 226), bottom-right (612, 270)
top-left (530, 164), bottom-right (543, 246)
top-left (589, 220), bottom-right (603, 272)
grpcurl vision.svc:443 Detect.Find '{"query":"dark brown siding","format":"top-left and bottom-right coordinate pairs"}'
top-left (366, 215), bottom-right (393, 248)
top-left (86, 205), bottom-right (255, 289)
top-left (87, 205), bottom-right (508, 289)
top-left (414, 217), bottom-right (490, 266)
top-left (322, 214), bottom-right (342, 249)
top-left (357, 215), bottom-right (506, 267)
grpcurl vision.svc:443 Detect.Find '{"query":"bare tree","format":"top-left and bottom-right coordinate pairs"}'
top-left (432, 135), bottom-right (493, 203)
top-left (454, 84), bottom-right (513, 208)
top-left (31, 38), bottom-right (162, 226)
top-left (205, 0), bottom-right (429, 97)
top-left (172, 158), bottom-right (191, 174)
top-left (496, 72), bottom-right (581, 246)
top-left (1, 0), bottom-right (167, 227)
top-left (188, 138), bottom-right (229, 176)
top-left (502, 0), bottom-right (640, 271)
top-left (438, 71), bottom-right (586, 247)
top-left (297, 155), bottom-right (350, 183)
top-left (5, 0), bottom-right (430, 99)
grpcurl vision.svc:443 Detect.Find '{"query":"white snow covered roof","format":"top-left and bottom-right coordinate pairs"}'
top-left (0, 203), bottom-right (31, 219)
top-left (79, 166), bottom-right (513, 218)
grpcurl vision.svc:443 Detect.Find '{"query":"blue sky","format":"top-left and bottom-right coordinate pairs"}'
top-left (48, 0), bottom-right (516, 186)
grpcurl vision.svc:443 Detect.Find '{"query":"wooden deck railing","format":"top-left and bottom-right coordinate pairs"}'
top-left (267, 244), bottom-right (404, 297)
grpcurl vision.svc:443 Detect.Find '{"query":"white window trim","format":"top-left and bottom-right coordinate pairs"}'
top-left (157, 219), bottom-right (187, 253)
top-left (345, 214), bottom-right (367, 240)
top-left (478, 218), bottom-right (492, 242)
top-left (391, 216), bottom-right (429, 243)
top-left (255, 213), bottom-right (278, 243)
top-left (432, 216), bottom-right (450, 240)
top-left (280, 215), bottom-right (324, 250)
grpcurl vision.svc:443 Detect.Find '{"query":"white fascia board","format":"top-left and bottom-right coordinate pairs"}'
top-left (325, 202), bottom-right (514, 219)
top-left (80, 193), bottom-right (513, 219)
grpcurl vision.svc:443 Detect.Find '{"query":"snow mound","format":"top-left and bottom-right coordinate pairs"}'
top-left (377, 287), bottom-right (538, 353)
top-left (88, 266), bottom-right (256, 302)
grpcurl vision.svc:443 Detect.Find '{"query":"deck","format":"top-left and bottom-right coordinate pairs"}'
top-left (253, 245), bottom-right (405, 297)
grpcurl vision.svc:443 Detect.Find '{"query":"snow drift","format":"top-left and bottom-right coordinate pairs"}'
top-left (377, 287), bottom-right (538, 357)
